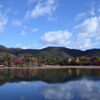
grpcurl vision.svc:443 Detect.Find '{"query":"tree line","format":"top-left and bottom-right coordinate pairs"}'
top-left (0, 53), bottom-right (100, 67)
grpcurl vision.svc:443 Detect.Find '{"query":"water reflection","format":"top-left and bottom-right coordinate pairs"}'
top-left (0, 68), bottom-right (100, 100)
top-left (41, 79), bottom-right (100, 100)
top-left (0, 68), bottom-right (100, 85)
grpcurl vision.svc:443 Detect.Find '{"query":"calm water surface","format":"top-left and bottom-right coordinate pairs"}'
top-left (0, 68), bottom-right (100, 100)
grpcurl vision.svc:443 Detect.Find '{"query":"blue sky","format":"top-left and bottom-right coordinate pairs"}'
top-left (0, 0), bottom-right (100, 50)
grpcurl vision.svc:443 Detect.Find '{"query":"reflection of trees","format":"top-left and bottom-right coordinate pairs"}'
top-left (0, 69), bottom-right (100, 86)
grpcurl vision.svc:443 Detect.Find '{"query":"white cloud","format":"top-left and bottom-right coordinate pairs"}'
top-left (73, 16), bottom-right (100, 49)
top-left (40, 16), bottom-right (100, 50)
top-left (75, 12), bottom-right (86, 21)
top-left (48, 15), bottom-right (57, 21)
top-left (40, 30), bottom-right (72, 46)
top-left (25, 0), bottom-right (57, 19)
top-left (89, 2), bottom-right (95, 16)
top-left (21, 30), bottom-right (27, 36)
top-left (90, 8), bottom-right (95, 16)
top-left (0, 12), bottom-right (8, 32)
top-left (15, 44), bottom-right (34, 49)
top-left (32, 28), bottom-right (39, 32)
top-left (12, 20), bottom-right (22, 26)
top-left (71, 37), bottom-right (95, 49)
top-left (75, 17), bottom-right (98, 34)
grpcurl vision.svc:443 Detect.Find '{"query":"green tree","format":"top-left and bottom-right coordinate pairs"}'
top-left (3, 53), bottom-right (15, 66)
top-left (79, 56), bottom-right (90, 61)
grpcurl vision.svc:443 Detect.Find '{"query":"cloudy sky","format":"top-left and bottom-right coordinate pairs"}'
top-left (0, 0), bottom-right (100, 50)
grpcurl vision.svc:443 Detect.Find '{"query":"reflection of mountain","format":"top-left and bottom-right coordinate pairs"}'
top-left (0, 45), bottom-right (100, 57)
top-left (0, 69), bottom-right (100, 86)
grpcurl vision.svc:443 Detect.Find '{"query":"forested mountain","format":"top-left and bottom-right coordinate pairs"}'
top-left (0, 45), bottom-right (100, 58)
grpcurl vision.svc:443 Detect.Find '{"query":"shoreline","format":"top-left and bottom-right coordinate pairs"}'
top-left (0, 65), bottom-right (100, 69)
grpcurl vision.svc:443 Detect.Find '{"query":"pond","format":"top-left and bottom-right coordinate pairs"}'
top-left (0, 68), bottom-right (100, 100)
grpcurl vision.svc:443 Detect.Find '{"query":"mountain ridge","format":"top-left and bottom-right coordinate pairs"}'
top-left (0, 45), bottom-right (100, 58)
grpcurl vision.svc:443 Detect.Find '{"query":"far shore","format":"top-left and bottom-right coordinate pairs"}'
top-left (0, 65), bottom-right (100, 69)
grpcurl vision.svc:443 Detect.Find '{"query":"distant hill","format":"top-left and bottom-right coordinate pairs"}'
top-left (0, 45), bottom-right (100, 58)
